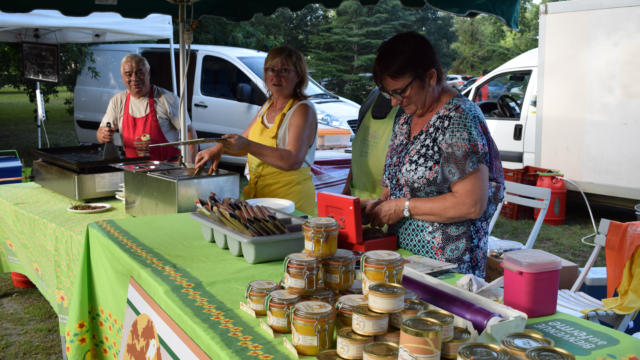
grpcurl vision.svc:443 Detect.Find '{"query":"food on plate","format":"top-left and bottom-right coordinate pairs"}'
top-left (69, 203), bottom-right (108, 211)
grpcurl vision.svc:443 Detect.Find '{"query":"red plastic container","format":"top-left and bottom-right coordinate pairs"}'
top-left (534, 174), bottom-right (566, 225)
top-left (11, 272), bottom-right (35, 288)
top-left (502, 249), bottom-right (561, 317)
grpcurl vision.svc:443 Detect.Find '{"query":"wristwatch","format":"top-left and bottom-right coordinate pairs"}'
top-left (403, 198), bottom-right (411, 218)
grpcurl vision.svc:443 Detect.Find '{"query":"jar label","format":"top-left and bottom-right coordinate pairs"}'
top-left (284, 273), bottom-right (306, 290)
top-left (292, 326), bottom-right (317, 347)
top-left (267, 311), bottom-right (288, 328)
top-left (304, 238), bottom-right (317, 251)
top-left (249, 300), bottom-right (264, 311)
top-left (352, 313), bottom-right (388, 334)
top-left (398, 346), bottom-right (440, 360)
top-left (325, 272), bottom-right (340, 284)
top-left (337, 336), bottom-right (366, 358)
top-left (369, 293), bottom-right (404, 312)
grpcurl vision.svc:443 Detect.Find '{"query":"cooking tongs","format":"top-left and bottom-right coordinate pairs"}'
top-left (149, 137), bottom-right (226, 176)
top-left (148, 137), bottom-right (225, 147)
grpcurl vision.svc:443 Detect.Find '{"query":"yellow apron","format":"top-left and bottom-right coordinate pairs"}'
top-left (244, 98), bottom-right (317, 215)
top-left (349, 95), bottom-right (398, 200)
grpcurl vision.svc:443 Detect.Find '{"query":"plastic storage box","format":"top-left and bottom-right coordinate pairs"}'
top-left (502, 249), bottom-right (561, 317)
top-left (0, 150), bottom-right (22, 184)
top-left (190, 211), bottom-right (305, 264)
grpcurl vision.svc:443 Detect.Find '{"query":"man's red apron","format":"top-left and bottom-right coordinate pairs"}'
top-left (121, 88), bottom-right (180, 161)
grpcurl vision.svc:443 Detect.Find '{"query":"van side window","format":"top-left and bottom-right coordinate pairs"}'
top-left (473, 71), bottom-right (531, 120)
top-left (201, 56), bottom-right (265, 105)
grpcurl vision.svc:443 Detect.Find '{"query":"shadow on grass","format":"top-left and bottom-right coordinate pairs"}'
top-left (0, 273), bottom-right (60, 359)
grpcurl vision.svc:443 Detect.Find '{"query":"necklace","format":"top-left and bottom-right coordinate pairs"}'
top-left (260, 98), bottom-right (294, 126)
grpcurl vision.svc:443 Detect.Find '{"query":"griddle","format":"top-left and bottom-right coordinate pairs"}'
top-left (33, 145), bottom-right (147, 174)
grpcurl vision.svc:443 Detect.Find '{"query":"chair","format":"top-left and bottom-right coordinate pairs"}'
top-left (487, 181), bottom-right (552, 252)
top-left (556, 219), bottom-right (639, 332)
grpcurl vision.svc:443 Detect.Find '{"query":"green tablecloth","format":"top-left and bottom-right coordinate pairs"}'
top-left (0, 182), bottom-right (127, 327)
top-left (2, 182), bottom-right (639, 359)
top-left (65, 214), bottom-right (294, 359)
top-left (64, 213), bottom-right (640, 360)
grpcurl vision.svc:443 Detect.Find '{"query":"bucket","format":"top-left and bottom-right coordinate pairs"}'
top-left (11, 272), bottom-right (35, 288)
top-left (534, 173), bottom-right (566, 225)
top-left (502, 249), bottom-right (561, 317)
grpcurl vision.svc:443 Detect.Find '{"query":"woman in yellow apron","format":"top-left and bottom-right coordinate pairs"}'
top-left (194, 46), bottom-right (318, 215)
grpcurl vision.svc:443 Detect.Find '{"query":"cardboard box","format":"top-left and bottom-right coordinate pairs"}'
top-left (556, 256), bottom-right (579, 290)
top-left (485, 254), bottom-right (504, 282)
top-left (485, 251), bottom-right (578, 289)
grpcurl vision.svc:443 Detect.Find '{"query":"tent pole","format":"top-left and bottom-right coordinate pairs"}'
top-left (169, 32), bottom-right (177, 96)
top-left (35, 81), bottom-right (44, 148)
top-left (178, 2), bottom-right (189, 165)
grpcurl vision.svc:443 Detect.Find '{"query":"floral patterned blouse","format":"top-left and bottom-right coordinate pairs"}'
top-left (383, 94), bottom-right (504, 277)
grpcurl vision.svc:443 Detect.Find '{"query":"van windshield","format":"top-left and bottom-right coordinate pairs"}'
top-left (239, 56), bottom-right (332, 97)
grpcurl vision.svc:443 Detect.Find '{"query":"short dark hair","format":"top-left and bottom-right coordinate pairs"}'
top-left (373, 31), bottom-right (444, 87)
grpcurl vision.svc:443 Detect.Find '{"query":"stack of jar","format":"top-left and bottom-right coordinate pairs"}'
top-left (456, 330), bottom-right (573, 360)
top-left (245, 217), bottom-right (347, 356)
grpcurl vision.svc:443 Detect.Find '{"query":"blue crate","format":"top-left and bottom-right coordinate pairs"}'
top-left (0, 150), bottom-right (22, 184)
top-left (579, 266), bottom-right (607, 300)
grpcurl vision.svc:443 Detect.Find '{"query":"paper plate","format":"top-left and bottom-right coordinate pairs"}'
top-left (67, 203), bottom-right (112, 214)
top-left (115, 193), bottom-right (125, 202)
top-left (245, 198), bottom-right (295, 214)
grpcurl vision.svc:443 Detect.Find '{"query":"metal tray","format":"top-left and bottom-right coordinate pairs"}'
top-left (111, 160), bottom-right (181, 173)
top-left (190, 211), bottom-right (305, 264)
top-left (33, 145), bottom-right (146, 174)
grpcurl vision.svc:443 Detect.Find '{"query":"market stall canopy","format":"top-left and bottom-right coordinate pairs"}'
top-left (0, 10), bottom-right (173, 43)
top-left (0, 0), bottom-right (520, 30)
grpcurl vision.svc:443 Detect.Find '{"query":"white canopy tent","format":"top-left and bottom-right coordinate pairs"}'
top-left (0, 10), bottom-right (176, 149)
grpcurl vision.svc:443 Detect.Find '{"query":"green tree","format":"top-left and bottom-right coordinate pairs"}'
top-left (194, 4), bottom-right (330, 54)
top-left (449, 0), bottom-right (539, 75)
top-left (308, 0), bottom-right (456, 103)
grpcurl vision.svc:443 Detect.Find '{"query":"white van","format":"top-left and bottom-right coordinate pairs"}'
top-left (74, 43), bottom-right (358, 163)
top-left (462, 48), bottom-right (537, 169)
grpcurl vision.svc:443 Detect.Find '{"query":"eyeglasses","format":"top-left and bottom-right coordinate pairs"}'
top-left (264, 67), bottom-right (292, 76)
top-left (380, 76), bottom-right (417, 100)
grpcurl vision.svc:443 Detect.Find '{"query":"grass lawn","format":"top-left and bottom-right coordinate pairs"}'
top-left (0, 86), bottom-right (79, 171)
top-left (0, 86), bottom-right (636, 358)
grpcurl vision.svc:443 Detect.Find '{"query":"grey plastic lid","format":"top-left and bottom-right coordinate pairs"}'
top-left (503, 249), bottom-right (562, 273)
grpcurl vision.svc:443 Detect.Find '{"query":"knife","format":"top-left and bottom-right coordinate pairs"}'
top-left (148, 137), bottom-right (225, 147)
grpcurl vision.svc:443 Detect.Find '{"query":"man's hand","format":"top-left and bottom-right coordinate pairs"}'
top-left (97, 126), bottom-right (114, 143)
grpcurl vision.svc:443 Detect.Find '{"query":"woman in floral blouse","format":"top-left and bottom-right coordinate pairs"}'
top-left (364, 32), bottom-right (504, 277)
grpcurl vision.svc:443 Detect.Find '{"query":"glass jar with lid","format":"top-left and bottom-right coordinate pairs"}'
top-left (284, 252), bottom-right (322, 295)
top-left (323, 249), bottom-right (356, 292)
top-left (303, 217), bottom-right (339, 258)
top-left (291, 300), bottom-right (336, 356)
top-left (361, 250), bottom-right (404, 295)
top-left (335, 294), bottom-right (368, 328)
top-left (265, 289), bottom-right (299, 333)
top-left (245, 280), bottom-right (279, 316)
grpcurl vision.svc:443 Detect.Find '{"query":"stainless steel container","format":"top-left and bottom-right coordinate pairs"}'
top-left (121, 164), bottom-right (239, 217)
top-left (33, 160), bottom-right (123, 200)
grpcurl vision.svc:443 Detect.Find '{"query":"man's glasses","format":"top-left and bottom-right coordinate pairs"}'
top-left (380, 76), bottom-right (417, 100)
top-left (264, 67), bottom-right (292, 76)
